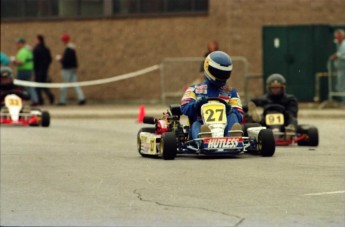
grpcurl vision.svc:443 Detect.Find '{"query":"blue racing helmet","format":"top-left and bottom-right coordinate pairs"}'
top-left (204, 51), bottom-right (233, 86)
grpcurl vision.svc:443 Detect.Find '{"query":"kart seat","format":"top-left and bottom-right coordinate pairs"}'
top-left (170, 104), bottom-right (182, 116)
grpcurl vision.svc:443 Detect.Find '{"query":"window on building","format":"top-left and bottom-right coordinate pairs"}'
top-left (1, 0), bottom-right (208, 20)
top-left (58, 0), bottom-right (103, 17)
top-left (1, 0), bottom-right (58, 18)
top-left (112, 0), bottom-right (208, 16)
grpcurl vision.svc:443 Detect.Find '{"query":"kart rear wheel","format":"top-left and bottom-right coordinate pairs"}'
top-left (297, 126), bottom-right (319, 147)
top-left (41, 111), bottom-right (50, 127)
top-left (137, 127), bottom-right (155, 157)
top-left (257, 129), bottom-right (275, 157)
top-left (160, 132), bottom-right (177, 160)
top-left (243, 123), bottom-right (261, 137)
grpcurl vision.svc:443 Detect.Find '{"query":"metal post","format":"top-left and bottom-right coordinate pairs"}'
top-left (160, 63), bottom-right (165, 104)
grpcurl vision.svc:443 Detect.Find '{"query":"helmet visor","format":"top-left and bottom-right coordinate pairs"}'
top-left (208, 65), bottom-right (231, 81)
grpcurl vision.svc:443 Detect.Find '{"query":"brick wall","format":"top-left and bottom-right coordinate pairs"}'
top-left (1, 0), bottom-right (344, 102)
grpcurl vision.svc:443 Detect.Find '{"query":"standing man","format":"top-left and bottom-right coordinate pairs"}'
top-left (33, 34), bottom-right (55, 105)
top-left (57, 34), bottom-right (86, 106)
top-left (330, 29), bottom-right (345, 104)
top-left (12, 37), bottom-right (39, 106)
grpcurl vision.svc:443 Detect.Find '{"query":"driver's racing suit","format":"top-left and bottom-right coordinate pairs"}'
top-left (181, 80), bottom-right (243, 139)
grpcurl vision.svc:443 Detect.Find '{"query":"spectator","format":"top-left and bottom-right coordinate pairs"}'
top-left (33, 34), bottom-right (55, 105)
top-left (12, 37), bottom-right (39, 106)
top-left (330, 29), bottom-right (345, 104)
top-left (199, 40), bottom-right (219, 73)
top-left (187, 40), bottom-right (220, 86)
top-left (0, 51), bottom-right (10, 66)
top-left (57, 34), bottom-right (86, 106)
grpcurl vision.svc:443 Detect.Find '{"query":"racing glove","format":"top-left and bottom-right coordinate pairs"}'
top-left (194, 96), bottom-right (208, 111)
top-left (225, 103), bottom-right (232, 114)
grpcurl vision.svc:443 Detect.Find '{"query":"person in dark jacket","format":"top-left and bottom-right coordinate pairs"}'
top-left (245, 73), bottom-right (298, 132)
top-left (57, 34), bottom-right (86, 105)
top-left (33, 34), bottom-right (54, 105)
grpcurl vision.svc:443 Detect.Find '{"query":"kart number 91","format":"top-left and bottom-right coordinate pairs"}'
top-left (265, 113), bottom-right (284, 125)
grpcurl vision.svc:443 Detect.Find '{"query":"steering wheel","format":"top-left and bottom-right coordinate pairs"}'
top-left (263, 103), bottom-right (286, 113)
top-left (195, 97), bottom-right (230, 116)
top-left (0, 90), bottom-right (28, 100)
top-left (206, 97), bottom-right (229, 106)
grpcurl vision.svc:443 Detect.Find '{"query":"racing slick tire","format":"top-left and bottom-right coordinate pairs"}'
top-left (137, 127), bottom-right (156, 157)
top-left (160, 132), bottom-right (177, 160)
top-left (297, 125), bottom-right (319, 147)
top-left (41, 111), bottom-right (50, 127)
top-left (243, 123), bottom-right (261, 137)
top-left (257, 129), bottom-right (275, 157)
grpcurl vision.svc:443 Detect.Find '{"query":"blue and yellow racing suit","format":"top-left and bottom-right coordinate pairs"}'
top-left (181, 80), bottom-right (243, 139)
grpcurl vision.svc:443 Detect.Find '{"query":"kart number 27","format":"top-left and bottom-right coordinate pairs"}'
top-left (202, 103), bottom-right (227, 124)
top-left (205, 109), bottom-right (224, 122)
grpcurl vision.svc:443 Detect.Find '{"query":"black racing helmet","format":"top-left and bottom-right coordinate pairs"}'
top-left (266, 73), bottom-right (286, 98)
top-left (0, 66), bottom-right (14, 86)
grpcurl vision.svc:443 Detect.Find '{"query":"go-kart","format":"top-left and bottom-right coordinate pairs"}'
top-left (137, 98), bottom-right (276, 160)
top-left (259, 104), bottom-right (318, 146)
top-left (0, 93), bottom-right (50, 127)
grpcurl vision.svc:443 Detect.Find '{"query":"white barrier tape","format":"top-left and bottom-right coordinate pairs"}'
top-left (13, 64), bottom-right (160, 88)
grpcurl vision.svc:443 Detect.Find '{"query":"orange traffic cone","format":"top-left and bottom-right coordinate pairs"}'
top-left (137, 105), bottom-right (146, 123)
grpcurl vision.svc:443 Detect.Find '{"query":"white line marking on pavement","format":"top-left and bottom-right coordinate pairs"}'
top-left (304, 190), bottom-right (345, 196)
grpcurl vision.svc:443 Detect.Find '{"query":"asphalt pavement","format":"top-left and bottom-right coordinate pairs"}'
top-left (40, 103), bottom-right (345, 119)
top-left (2, 118), bottom-right (344, 226)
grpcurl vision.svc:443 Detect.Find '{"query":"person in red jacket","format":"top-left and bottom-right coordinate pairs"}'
top-left (56, 34), bottom-right (86, 106)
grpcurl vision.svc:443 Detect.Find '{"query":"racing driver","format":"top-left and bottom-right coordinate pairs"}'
top-left (246, 73), bottom-right (298, 132)
top-left (181, 51), bottom-right (243, 139)
top-left (0, 66), bottom-right (30, 107)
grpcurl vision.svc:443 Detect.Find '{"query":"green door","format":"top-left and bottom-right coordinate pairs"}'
top-left (263, 25), bottom-right (339, 102)
top-left (286, 26), bottom-right (314, 100)
top-left (263, 27), bottom-right (288, 83)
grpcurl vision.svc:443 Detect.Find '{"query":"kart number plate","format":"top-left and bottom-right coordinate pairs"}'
top-left (265, 113), bottom-right (284, 125)
top-left (204, 137), bottom-right (243, 149)
top-left (5, 94), bottom-right (23, 108)
top-left (201, 103), bottom-right (226, 124)
top-left (140, 133), bottom-right (157, 155)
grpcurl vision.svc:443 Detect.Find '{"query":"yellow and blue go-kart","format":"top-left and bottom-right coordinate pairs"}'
top-left (137, 98), bottom-right (276, 160)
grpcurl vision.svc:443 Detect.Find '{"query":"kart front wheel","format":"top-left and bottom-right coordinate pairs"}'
top-left (160, 132), bottom-right (177, 160)
top-left (41, 111), bottom-right (50, 127)
top-left (257, 129), bottom-right (275, 157)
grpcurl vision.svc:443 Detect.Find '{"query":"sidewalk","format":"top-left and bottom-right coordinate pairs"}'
top-left (41, 104), bottom-right (345, 119)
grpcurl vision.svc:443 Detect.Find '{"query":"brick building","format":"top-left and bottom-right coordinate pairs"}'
top-left (1, 0), bottom-right (344, 103)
